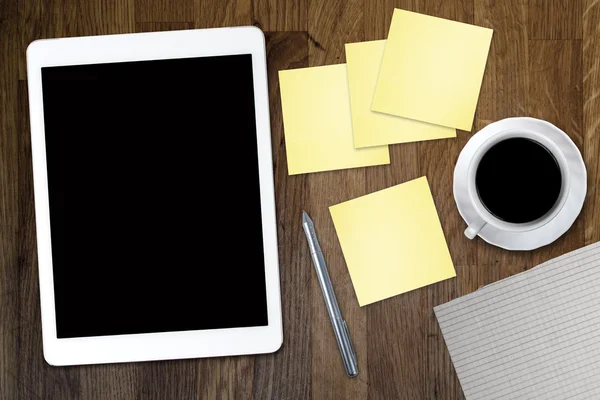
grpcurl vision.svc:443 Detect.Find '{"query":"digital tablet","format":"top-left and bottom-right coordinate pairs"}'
top-left (26, 27), bottom-right (282, 366)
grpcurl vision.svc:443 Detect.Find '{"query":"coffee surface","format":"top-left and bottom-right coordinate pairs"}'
top-left (475, 138), bottom-right (562, 224)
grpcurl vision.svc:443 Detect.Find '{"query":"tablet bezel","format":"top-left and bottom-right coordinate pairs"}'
top-left (27, 27), bottom-right (282, 366)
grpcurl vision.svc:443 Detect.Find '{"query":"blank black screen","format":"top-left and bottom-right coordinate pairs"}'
top-left (41, 54), bottom-right (268, 338)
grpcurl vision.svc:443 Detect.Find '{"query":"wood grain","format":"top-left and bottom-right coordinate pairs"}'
top-left (2, 0), bottom-right (25, 398)
top-left (474, 0), bottom-right (532, 276)
top-left (136, 22), bottom-right (194, 32)
top-left (529, 0), bottom-right (583, 39)
top-left (528, 39), bottom-right (584, 265)
top-left (77, 0), bottom-right (136, 36)
top-left (0, 0), bottom-right (597, 399)
top-left (14, 81), bottom-right (45, 400)
top-left (135, 0), bottom-right (194, 23)
top-left (253, 0), bottom-right (307, 31)
top-left (583, 0), bottom-right (600, 246)
top-left (262, 31), bottom-right (312, 400)
top-left (361, 2), bottom-right (427, 394)
top-left (307, 1), bottom-right (368, 399)
top-left (194, 0), bottom-right (253, 28)
top-left (308, 0), bottom-right (363, 65)
top-left (80, 363), bottom-right (139, 399)
top-left (363, 1), bottom-right (419, 41)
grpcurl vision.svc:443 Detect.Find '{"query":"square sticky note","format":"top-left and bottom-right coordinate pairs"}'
top-left (346, 40), bottom-right (455, 148)
top-left (371, 9), bottom-right (493, 131)
top-left (279, 65), bottom-right (390, 175)
top-left (329, 177), bottom-right (455, 306)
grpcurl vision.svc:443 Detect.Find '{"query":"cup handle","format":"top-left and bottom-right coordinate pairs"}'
top-left (464, 219), bottom-right (486, 240)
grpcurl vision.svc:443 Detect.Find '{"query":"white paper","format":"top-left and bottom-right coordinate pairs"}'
top-left (434, 242), bottom-right (600, 400)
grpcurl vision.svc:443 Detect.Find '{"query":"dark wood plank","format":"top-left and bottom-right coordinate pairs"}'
top-left (362, 4), bottom-right (423, 397)
top-left (307, 172), bottom-right (369, 400)
top-left (40, 368), bottom-right (81, 399)
top-left (364, 154), bottom-right (422, 400)
top-left (80, 364), bottom-right (139, 399)
top-left (421, 0), bottom-right (473, 23)
top-left (77, 0), bottom-right (135, 36)
top-left (1, 0), bottom-right (27, 397)
top-left (306, 1), bottom-right (368, 399)
top-left (413, 3), bottom-right (473, 399)
top-left (135, 360), bottom-right (196, 399)
top-left (135, 0), bottom-right (194, 23)
top-left (194, 0), bottom-right (253, 28)
top-left (416, 2), bottom-right (475, 400)
top-left (19, 0), bottom-right (133, 78)
top-left (253, 0), bottom-right (307, 31)
top-left (253, 31), bottom-right (312, 400)
top-left (475, 0), bottom-right (529, 130)
top-left (308, 0), bottom-right (363, 65)
top-left (583, 0), bottom-right (600, 246)
top-left (473, 0), bottom-right (531, 272)
top-left (17, 0), bottom-right (78, 80)
top-left (136, 22), bottom-right (194, 32)
top-left (196, 356), bottom-right (254, 399)
top-left (366, 291), bottom-right (426, 400)
top-left (419, 134), bottom-right (470, 400)
top-left (528, 0), bottom-right (583, 39)
top-left (364, 1), bottom-right (419, 41)
top-left (528, 39), bottom-right (584, 265)
top-left (19, 54), bottom-right (92, 400)
top-left (14, 80), bottom-right (46, 400)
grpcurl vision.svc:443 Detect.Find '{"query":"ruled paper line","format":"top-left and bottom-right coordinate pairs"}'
top-left (454, 321), bottom-right (600, 372)
top-left (438, 259), bottom-right (600, 327)
top-left (443, 282), bottom-right (600, 345)
top-left (446, 298), bottom-right (600, 354)
top-left (446, 288), bottom-right (600, 350)
top-left (463, 342), bottom-right (600, 392)
top-left (434, 244), bottom-right (600, 314)
top-left (484, 358), bottom-right (600, 400)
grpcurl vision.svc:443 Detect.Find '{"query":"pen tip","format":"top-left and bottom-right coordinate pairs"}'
top-left (302, 211), bottom-right (311, 224)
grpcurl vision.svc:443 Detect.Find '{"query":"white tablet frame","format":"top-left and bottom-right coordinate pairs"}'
top-left (27, 27), bottom-right (282, 366)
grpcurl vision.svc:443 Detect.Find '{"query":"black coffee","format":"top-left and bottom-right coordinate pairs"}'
top-left (475, 138), bottom-right (562, 224)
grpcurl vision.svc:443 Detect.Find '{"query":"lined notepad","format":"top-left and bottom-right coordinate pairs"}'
top-left (434, 242), bottom-right (600, 400)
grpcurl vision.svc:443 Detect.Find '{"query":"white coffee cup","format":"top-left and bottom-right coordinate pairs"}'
top-left (454, 117), bottom-right (586, 251)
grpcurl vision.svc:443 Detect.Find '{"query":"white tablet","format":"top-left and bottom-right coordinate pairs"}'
top-left (26, 27), bottom-right (282, 366)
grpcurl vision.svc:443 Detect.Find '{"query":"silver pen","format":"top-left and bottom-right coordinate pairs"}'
top-left (302, 211), bottom-right (358, 377)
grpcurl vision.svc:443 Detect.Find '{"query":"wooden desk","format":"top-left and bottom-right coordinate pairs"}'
top-left (1, 1), bottom-right (599, 399)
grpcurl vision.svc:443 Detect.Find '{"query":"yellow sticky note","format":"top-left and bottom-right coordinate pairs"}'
top-left (346, 40), bottom-right (455, 148)
top-left (279, 64), bottom-right (390, 175)
top-left (329, 177), bottom-right (455, 306)
top-left (371, 9), bottom-right (493, 131)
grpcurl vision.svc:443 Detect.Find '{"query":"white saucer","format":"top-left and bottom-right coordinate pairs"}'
top-left (454, 117), bottom-right (586, 251)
